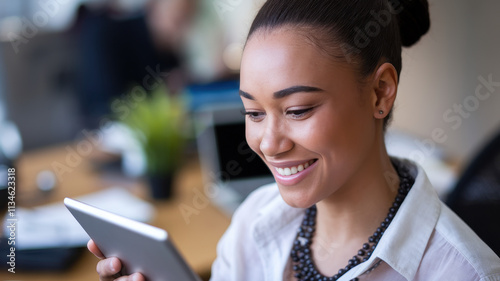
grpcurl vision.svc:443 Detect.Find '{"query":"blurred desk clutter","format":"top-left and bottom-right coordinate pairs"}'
top-left (0, 118), bottom-right (22, 217)
top-left (0, 144), bottom-right (230, 280)
top-left (8, 187), bottom-right (155, 250)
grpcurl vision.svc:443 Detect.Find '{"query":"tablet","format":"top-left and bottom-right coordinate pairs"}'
top-left (64, 198), bottom-right (202, 281)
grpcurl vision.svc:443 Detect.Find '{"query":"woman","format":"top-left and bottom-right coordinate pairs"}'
top-left (89, 0), bottom-right (500, 280)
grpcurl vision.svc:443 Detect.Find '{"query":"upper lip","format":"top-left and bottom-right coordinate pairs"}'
top-left (266, 159), bottom-right (316, 168)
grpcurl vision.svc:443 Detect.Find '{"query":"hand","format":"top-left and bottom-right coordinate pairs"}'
top-left (87, 240), bottom-right (145, 281)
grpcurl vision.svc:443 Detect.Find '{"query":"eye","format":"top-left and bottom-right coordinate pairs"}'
top-left (241, 110), bottom-right (266, 122)
top-left (286, 108), bottom-right (314, 119)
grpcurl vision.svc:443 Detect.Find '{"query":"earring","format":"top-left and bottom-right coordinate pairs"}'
top-left (379, 110), bottom-right (384, 115)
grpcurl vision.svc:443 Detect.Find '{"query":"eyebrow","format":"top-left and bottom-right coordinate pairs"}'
top-left (239, 85), bottom-right (324, 100)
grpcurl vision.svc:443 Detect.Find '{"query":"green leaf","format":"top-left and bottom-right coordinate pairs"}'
top-left (112, 83), bottom-right (191, 174)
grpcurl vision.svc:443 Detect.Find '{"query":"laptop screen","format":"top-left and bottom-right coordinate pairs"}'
top-left (214, 122), bottom-right (272, 181)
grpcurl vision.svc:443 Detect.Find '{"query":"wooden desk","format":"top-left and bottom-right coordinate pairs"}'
top-left (3, 145), bottom-right (231, 281)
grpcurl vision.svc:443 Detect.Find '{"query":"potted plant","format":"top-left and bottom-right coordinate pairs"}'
top-left (120, 84), bottom-right (190, 199)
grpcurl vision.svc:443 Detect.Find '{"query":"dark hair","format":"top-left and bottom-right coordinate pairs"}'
top-left (246, 0), bottom-right (430, 129)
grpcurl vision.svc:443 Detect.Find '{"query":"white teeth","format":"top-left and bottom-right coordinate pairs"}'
top-left (275, 160), bottom-right (314, 176)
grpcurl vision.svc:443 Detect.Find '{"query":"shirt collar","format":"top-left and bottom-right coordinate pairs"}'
top-left (345, 158), bottom-right (441, 280)
top-left (253, 187), bottom-right (304, 245)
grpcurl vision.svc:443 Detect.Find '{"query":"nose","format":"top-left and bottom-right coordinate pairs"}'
top-left (258, 117), bottom-right (293, 157)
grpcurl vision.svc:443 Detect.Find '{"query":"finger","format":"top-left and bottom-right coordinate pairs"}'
top-left (114, 272), bottom-right (146, 281)
top-left (96, 257), bottom-right (122, 278)
top-left (88, 239), bottom-right (106, 259)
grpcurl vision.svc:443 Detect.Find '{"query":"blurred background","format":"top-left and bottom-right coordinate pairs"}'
top-left (0, 0), bottom-right (264, 148)
top-left (0, 0), bottom-right (497, 161)
top-left (0, 0), bottom-right (499, 279)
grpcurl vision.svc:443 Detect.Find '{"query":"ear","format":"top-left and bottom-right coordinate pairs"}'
top-left (371, 63), bottom-right (398, 119)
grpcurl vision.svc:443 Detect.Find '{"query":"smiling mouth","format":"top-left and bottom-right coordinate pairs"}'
top-left (274, 160), bottom-right (317, 176)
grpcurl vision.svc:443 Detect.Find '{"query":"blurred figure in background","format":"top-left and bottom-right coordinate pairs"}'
top-left (76, 0), bottom-right (197, 128)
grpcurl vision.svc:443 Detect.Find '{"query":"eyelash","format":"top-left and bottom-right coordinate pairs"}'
top-left (287, 108), bottom-right (313, 119)
top-left (241, 108), bottom-right (314, 122)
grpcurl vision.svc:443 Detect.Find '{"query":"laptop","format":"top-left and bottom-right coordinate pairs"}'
top-left (194, 104), bottom-right (274, 215)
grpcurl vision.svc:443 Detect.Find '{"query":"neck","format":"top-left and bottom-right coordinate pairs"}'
top-left (315, 147), bottom-right (399, 245)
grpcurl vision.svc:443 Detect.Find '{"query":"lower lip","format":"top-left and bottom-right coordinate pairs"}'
top-left (272, 160), bottom-right (318, 186)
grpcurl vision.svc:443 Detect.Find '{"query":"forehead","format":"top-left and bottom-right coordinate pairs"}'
top-left (240, 28), bottom-right (357, 94)
top-left (242, 28), bottom-right (328, 74)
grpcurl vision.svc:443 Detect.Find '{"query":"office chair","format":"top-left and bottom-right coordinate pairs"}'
top-left (446, 128), bottom-right (500, 257)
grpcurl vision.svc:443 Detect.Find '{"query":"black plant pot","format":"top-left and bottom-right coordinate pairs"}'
top-left (148, 173), bottom-right (174, 199)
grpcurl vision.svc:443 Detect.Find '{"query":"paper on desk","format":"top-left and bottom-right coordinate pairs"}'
top-left (3, 187), bottom-right (155, 250)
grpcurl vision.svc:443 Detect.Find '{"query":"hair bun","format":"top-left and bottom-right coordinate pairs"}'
top-left (393, 0), bottom-right (431, 47)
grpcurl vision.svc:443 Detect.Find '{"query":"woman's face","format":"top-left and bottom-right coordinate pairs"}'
top-left (240, 28), bottom-right (380, 208)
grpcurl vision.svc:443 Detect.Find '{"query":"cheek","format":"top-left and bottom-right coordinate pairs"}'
top-left (299, 101), bottom-right (375, 160)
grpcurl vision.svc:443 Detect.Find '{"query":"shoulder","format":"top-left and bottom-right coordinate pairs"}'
top-left (210, 183), bottom-right (291, 281)
top-left (430, 203), bottom-right (500, 280)
top-left (415, 202), bottom-right (500, 281)
top-left (387, 158), bottom-right (500, 280)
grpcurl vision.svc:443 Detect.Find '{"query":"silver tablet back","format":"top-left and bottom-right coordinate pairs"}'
top-left (64, 198), bottom-right (201, 281)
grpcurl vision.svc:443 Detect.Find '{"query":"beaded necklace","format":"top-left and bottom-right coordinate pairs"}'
top-left (290, 164), bottom-right (414, 281)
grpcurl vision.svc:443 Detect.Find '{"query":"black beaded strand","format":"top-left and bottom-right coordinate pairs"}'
top-left (290, 164), bottom-right (414, 281)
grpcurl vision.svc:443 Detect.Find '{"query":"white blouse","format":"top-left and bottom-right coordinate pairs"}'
top-left (210, 159), bottom-right (500, 281)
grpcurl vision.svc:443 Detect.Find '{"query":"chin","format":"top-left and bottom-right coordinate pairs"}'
top-left (278, 188), bottom-right (317, 209)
